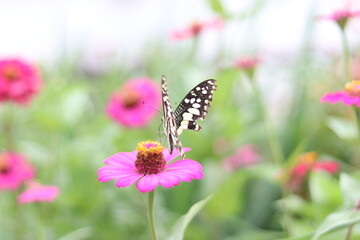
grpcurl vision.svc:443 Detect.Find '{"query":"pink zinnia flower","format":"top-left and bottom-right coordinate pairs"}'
top-left (0, 152), bottom-right (35, 191)
top-left (17, 181), bottom-right (60, 204)
top-left (222, 145), bottom-right (260, 172)
top-left (321, 80), bottom-right (360, 107)
top-left (0, 58), bottom-right (42, 105)
top-left (170, 18), bottom-right (223, 41)
top-left (284, 152), bottom-right (339, 197)
top-left (233, 57), bottom-right (261, 79)
top-left (106, 78), bottom-right (161, 128)
top-left (98, 140), bottom-right (203, 193)
top-left (317, 9), bottom-right (360, 28)
top-left (233, 57), bottom-right (260, 70)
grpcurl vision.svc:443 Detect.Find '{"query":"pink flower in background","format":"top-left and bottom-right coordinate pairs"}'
top-left (0, 58), bottom-right (42, 105)
top-left (318, 9), bottom-right (360, 21)
top-left (98, 141), bottom-right (203, 193)
top-left (170, 18), bottom-right (223, 40)
top-left (233, 57), bottom-right (260, 70)
top-left (321, 80), bottom-right (360, 107)
top-left (106, 78), bottom-right (161, 128)
top-left (233, 57), bottom-right (260, 79)
top-left (17, 181), bottom-right (60, 204)
top-left (0, 152), bottom-right (35, 191)
top-left (317, 9), bottom-right (360, 28)
top-left (222, 145), bottom-right (260, 172)
top-left (284, 152), bottom-right (339, 197)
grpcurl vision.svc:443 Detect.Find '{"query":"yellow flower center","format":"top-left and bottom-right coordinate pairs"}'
top-left (119, 90), bottom-right (140, 109)
top-left (344, 80), bottom-right (360, 97)
top-left (135, 141), bottom-right (166, 174)
top-left (0, 154), bottom-right (10, 174)
top-left (190, 21), bottom-right (203, 35)
top-left (2, 66), bottom-right (21, 81)
top-left (298, 152), bottom-right (317, 165)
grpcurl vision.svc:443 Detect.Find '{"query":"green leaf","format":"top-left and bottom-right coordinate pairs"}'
top-left (207, 0), bottom-right (227, 18)
top-left (206, 171), bottom-right (246, 218)
top-left (310, 208), bottom-right (360, 240)
top-left (326, 117), bottom-right (356, 140)
top-left (58, 227), bottom-right (92, 240)
top-left (310, 174), bottom-right (360, 240)
top-left (340, 173), bottom-right (360, 206)
top-left (309, 172), bottom-right (341, 209)
top-left (168, 195), bottom-right (213, 240)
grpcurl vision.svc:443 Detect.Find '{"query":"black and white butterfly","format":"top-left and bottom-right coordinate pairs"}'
top-left (161, 75), bottom-right (217, 159)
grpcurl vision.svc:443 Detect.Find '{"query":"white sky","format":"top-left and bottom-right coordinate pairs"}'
top-left (0, 0), bottom-right (359, 63)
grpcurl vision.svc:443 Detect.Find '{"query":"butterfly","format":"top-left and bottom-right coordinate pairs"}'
top-left (161, 75), bottom-right (217, 159)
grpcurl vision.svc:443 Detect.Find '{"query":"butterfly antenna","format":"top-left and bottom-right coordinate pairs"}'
top-left (142, 101), bottom-right (162, 114)
top-left (157, 123), bottom-right (164, 140)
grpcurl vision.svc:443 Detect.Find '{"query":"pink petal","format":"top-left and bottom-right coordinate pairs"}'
top-left (98, 165), bottom-right (138, 182)
top-left (103, 151), bottom-right (137, 166)
top-left (115, 172), bottom-right (143, 188)
top-left (165, 159), bottom-right (204, 180)
top-left (136, 175), bottom-right (161, 193)
top-left (163, 148), bottom-right (192, 162)
top-left (314, 161), bottom-right (340, 174)
top-left (321, 91), bottom-right (360, 107)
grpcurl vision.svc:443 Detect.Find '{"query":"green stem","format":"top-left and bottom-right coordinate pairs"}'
top-left (340, 28), bottom-right (351, 82)
top-left (2, 104), bottom-right (15, 151)
top-left (353, 108), bottom-right (360, 165)
top-left (35, 204), bottom-right (46, 240)
top-left (250, 79), bottom-right (284, 166)
top-left (344, 223), bottom-right (354, 240)
top-left (148, 191), bottom-right (158, 240)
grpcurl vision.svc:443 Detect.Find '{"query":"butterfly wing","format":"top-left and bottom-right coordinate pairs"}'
top-left (174, 79), bottom-right (217, 135)
top-left (161, 75), bottom-right (185, 158)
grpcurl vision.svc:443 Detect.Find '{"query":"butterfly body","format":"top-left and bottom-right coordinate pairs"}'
top-left (161, 75), bottom-right (217, 158)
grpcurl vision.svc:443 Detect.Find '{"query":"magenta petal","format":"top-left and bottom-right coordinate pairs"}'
top-left (98, 165), bottom-right (138, 182)
top-left (156, 172), bottom-right (181, 188)
top-left (104, 151), bottom-right (137, 166)
top-left (321, 91), bottom-right (360, 107)
top-left (115, 172), bottom-right (143, 188)
top-left (165, 159), bottom-right (204, 180)
top-left (163, 148), bottom-right (192, 162)
top-left (136, 175), bottom-right (160, 193)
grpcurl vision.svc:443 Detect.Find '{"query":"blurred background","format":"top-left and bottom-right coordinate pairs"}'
top-left (1, 0), bottom-right (360, 239)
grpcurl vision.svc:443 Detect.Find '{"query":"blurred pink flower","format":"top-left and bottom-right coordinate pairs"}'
top-left (222, 145), bottom-right (260, 172)
top-left (284, 152), bottom-right (339, 197)
top-left (0, 58), bottom-right (42, 105)
top-left (321, 80), bottom-right (360, 107)
top-left (317, 9), bottom-right (360, 28)
top-left (98, 140), bottom-right (203, 193)
top-left (233, 57), bottom-right (260, 70)
top-left (17, 181), bottom-right (60, 204)
top-left (170, 18), bottom-right (223, 41)
top-left (318, 9), bottom-right (360, 21)
top-left (0, 152), bottom-right (35, 191)
top-left (106, 78), bottom-right (161, 128)
top-left (233, 57), bottom-right (260, 79)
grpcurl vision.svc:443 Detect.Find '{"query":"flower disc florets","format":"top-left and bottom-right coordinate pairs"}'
top-left (135, 141), bottom-right (166, 175)
top-left (345, 80), bottom-right (360, 97)
top-left (0, 154), bottom-right (10, 174)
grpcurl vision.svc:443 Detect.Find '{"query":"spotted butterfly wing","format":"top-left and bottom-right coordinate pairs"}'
top-left (161, 75), bottom-right (184, 158)
top-left (174, 79), bottom-right (217, 135)
top-left (161, 75), bottom-right (217, 159)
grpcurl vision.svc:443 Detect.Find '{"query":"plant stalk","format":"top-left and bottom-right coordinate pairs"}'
top-left (340, 28), bottom-right (351, 82)
top-left (148, 191), bottom-right (158, 240)
top-left (250, 79), bottom-right (284, 166)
